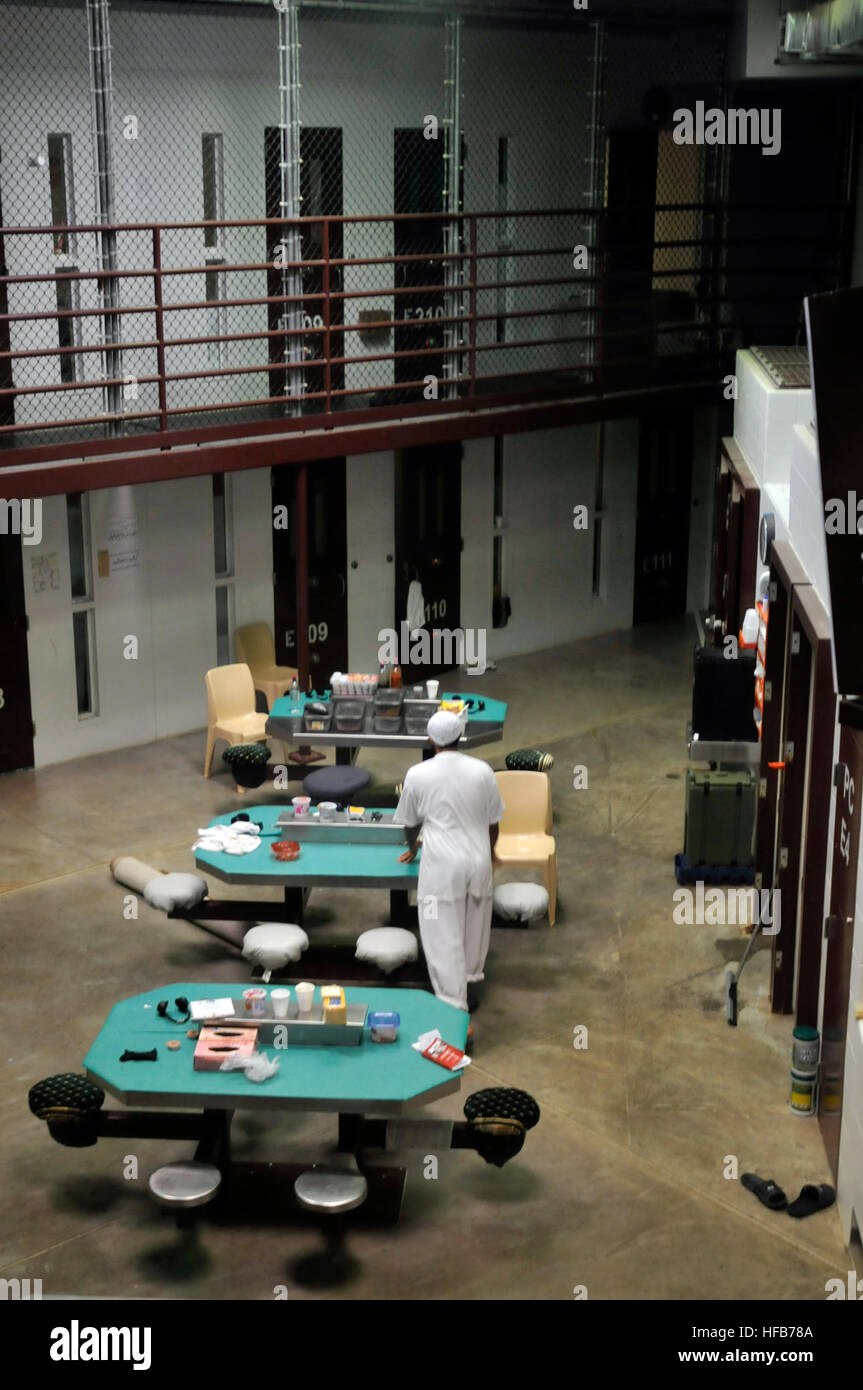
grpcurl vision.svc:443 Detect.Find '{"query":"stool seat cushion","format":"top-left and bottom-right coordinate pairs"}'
top-left (143, 872), bottom-right (208, 913)
top-left (243, 923), bottom-right (309, 973)
top-left (303, 765), bottom-right (371, 801)
top-left (493, 882), bottom-right (550, 922)
top-left (355, 926), bottom-right (418, 973)
top-left (505, 748), bottom-right (554, 772)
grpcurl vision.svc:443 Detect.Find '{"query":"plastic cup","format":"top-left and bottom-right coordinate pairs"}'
top-left (319, 801), bottom-right (337, 822)
top-left (295, 981), bottom-right (315, 1015)
top-left (242, 987), bottom-right (267, 1017)
top-left (270, 988), bottom-right (291, 1020)
top-left (426, 679), bottom-right (439, 698)
top-left (292, 795), bottom-right (311, 818)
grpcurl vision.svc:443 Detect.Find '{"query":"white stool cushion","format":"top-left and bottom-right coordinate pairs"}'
top-left (493, 882), bottom-right (549, 922)
top-left (143, 872), bottom-right (208, 913)
top-left (242, 922), bottom-right (309, 972)
top-left (355, 927), bottom-right (418, 973)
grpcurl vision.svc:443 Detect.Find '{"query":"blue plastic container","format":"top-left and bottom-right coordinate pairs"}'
top-left (368, 1011), bottom-right (400, 1043)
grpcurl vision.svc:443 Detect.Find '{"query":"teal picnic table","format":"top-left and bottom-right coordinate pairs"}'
top-left (189, 805), bottom-right (419, 932)
top-left (77, 981), bottom-right (471, 1222)
top-left (85, 982), bottom-right (467, 1115)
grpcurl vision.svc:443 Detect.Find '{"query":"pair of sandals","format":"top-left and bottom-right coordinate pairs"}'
top-left (742, 1172), bottom-right (835, 1218)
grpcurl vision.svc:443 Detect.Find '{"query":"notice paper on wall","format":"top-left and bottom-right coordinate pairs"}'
top-left (30, 552), bottom-right (60, 593)
top-left (105, 510), bottom-right (141, 574)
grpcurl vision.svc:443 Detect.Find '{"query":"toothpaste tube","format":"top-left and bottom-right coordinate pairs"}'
top-left (412, 1028), bottom-right (471, 1071)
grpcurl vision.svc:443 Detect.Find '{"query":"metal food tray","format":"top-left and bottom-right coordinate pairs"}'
top-left (276, 809), bottom-right (405, 843)
top-left (211, 1000), bottom-right (368, 1046)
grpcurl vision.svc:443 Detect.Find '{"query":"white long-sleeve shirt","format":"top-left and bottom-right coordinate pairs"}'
top-left (395, 751), bottom-right (505, 902)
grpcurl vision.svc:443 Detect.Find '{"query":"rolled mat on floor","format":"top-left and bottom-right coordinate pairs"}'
top-left (109, 856), bottom-right (247, 950)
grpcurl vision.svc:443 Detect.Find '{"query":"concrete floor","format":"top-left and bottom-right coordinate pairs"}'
top-left (0, 617), bottom-right (853, 1300)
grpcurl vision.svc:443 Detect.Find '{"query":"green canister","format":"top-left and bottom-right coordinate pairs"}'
top-left (790, 1067), bottom-right (818, 1116)
top-left (792, 1025), bottom-right (820, 1070)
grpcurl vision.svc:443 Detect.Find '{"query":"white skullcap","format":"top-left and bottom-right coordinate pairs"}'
top-left (427, 709), bottom-right (464, 746)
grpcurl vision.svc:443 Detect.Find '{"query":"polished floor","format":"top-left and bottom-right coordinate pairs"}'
top-left (0, 618), bottom-right (854, 1300)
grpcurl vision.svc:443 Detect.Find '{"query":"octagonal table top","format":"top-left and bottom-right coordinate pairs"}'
top-left (84, 983), bottom-right (468, 1115)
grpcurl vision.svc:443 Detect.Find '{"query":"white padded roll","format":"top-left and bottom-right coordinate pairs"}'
top-left (110, 856), bottom-right (162, 895)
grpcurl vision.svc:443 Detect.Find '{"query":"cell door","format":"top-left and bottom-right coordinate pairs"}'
top-left (601, 128), bottom-right (659, 389)
top-left (819, 714), bottom-right (863, 1180)
top-left (394, 444), bottom-right (462, 683)
top-left (264, 127), bottom-right (344, 409)
top-left (632, 411), bottom-right (691, 625)
top-left (769, 609), bottom-right (813, 1014)
top-left (393, 129), bottom-right (446, 395)
top-left (272, 460), bottom-right (348, 686)
top-left (0, 535), bottom-right (35, 774)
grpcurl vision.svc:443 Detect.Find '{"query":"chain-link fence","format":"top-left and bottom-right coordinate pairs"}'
top-left (2, 0), bottom-right (843, 450)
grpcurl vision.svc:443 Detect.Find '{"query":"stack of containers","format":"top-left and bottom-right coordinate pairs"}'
top-left (330, 672), bottom-right (378, 696)
top-left (753, 599), bottom-right (769, 738)
top-left (790, 1025), bottom-right (820, 1116)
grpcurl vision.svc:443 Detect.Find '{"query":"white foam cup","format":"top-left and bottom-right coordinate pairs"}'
top-left (295, 981), bottom-right (315, 1014)
top-left (270, 988), bottom-right (291, 1019)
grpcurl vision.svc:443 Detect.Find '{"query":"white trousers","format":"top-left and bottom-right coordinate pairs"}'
top-left (419, 892), bottom-right (493, 1012)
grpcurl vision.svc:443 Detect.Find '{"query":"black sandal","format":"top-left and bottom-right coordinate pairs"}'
top-left (741, 1173), bottom-right (788, 1210)
top-left (787, 1184), bottom-right (835, 1219)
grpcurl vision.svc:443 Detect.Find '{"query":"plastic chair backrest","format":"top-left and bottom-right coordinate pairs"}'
top-left (235, 623), bottom-right (275, 676)
top-left (494, 771), bottom-right (552, 836)
top-left (206, 664), bottom-right (256, 724)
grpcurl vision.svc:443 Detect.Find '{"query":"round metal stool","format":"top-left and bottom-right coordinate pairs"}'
top-left (294, 1164), bottom-right (368, 1215)
top-left (149, 1161), bottom-right (222, 1224)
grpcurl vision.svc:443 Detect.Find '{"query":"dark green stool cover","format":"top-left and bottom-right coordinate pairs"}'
top-left (505, 748), bottom-right (554, 772)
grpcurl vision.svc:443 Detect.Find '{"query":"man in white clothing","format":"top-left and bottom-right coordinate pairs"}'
top-left (394, 709), bottom-right (505, 1013)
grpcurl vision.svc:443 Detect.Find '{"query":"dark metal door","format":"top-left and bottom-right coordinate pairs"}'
top-left (601, 128), bottom-right (659, 389)
top-left (819, 715), bottom-right (863, 1180)
top-left (272, 460), bottom-right (348, 686)
top-left (265, 127), bottom-right (344, 409)
top-left (632, 411), bottom-right (691, 625)
top-left (394, 444), bottom-right (462, 683)
top-left (769, 612), bottom-right (812, 1014)
top-left (393, 129), bottom-right (445, 396)
top-left (0, 535), bottom-right (34, 774)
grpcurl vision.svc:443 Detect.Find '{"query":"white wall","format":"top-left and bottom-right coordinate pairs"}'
top-left (731, 344), bottom-right (863, 1252)
top-left (488, 420), bottom-right (638, 661)
top-left (686, 406), bottom-right (718, 615)
top-left (24, 466), bottom-right (273, 766)
top-left (345, 451), bottom-right (395, 672)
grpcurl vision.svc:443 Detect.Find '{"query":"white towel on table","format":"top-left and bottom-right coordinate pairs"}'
top-left (193, 822), bottom-right (261, 855)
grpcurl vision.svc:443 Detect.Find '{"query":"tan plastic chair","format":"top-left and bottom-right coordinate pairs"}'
top-left (494, 770), bottom-right (557, 925)
top-left (235, 623), bottom-right (297, 712)
top-left (203, 663), bottom-right (271, 778)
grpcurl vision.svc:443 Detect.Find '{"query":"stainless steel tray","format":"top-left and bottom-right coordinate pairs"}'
top-left (211, 1001), bottom-right (368, 1046)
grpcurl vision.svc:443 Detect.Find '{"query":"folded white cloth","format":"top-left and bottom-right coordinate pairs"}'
top-left (193, 822), bottom-right (261, 855)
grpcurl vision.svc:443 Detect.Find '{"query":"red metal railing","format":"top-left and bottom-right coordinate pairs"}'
top-left (0, 204), bottom-right (846, 461)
